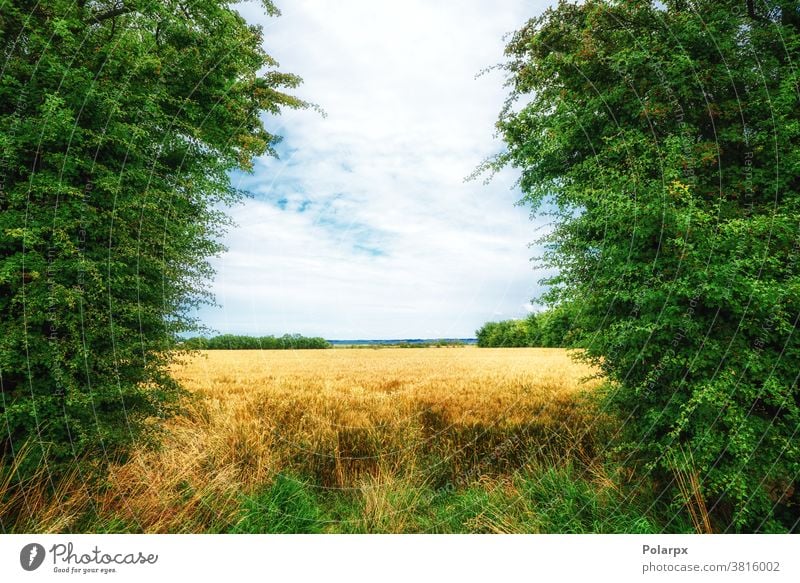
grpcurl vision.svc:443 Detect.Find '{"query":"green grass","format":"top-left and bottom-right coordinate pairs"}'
top-left (231, 474), bottom-right (324, 534)
top-left (226, 464), bottom-right (667, 534)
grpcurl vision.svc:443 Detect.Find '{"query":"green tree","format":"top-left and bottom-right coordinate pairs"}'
top-left (537, 304), bottom-right (577, 348)
top-left (476, 320), bottom-right (526, 347)
top-left (523, 312), bottom-right (541, 345)
top-left (476, 308), bottom-right (577, 348)
top-left (0, 0), bottom-right (305, 494)
top-left (494, 0), bottom-right (800, 531)
top-left (476, 321), bottom-right (499, 347)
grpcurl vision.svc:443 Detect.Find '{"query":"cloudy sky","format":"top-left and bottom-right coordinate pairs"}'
top-left (196, 0), bottom-right (554, 340)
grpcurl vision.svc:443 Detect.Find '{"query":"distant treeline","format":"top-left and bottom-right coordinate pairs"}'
top-left (182, 334), bottom-right (331, 350)
top-left (334, 339), bottom-right (469, 349)
top-left (476, 305), bottom-right (576, 348)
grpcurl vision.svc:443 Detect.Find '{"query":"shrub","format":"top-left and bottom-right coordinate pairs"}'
top-left (493, 0), bottom-right (800, 531)
top-left (0, 1), bottom-right (305, 496)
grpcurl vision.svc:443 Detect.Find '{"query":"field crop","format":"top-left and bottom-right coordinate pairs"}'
top-left (5, 347), bottom-right (664, 533)
top-left (161, 347), bottom-right (602, 483)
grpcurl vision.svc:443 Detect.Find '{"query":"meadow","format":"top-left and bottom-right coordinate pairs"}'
top-left (5, 347), bottom-right (669, 533)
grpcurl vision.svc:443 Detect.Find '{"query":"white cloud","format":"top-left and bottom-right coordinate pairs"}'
top-left (197, 0), bottom-right (555, 339)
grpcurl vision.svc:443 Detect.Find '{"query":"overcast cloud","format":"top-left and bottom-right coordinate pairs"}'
top-left (195, 0), bottom-right (554, 339)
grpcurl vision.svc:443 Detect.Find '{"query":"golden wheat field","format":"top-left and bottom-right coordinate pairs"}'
top-left (15, 347), bottom-right (609, 533)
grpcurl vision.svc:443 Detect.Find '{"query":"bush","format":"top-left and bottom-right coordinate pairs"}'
top-left (0, 1), bottom-right (305, 496)
top-left (475, 305), bottom-right (577, 348)
top-left (494, 0), bottom-right (800, 531)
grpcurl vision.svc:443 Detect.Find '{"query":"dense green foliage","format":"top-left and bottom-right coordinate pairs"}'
top-left (476, 305), bottom-right (577, 348)
top-left (476, 317), bottom-right (536, 348)
top-left (495, 0), bottom-right (800, 531)
top-left (0, 1), bottom-right (304, 489)
top-left (183, 334), bottom-right (331, 350)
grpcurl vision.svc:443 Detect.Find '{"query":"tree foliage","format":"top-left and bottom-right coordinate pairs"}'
top-left (476, 318), bottom-right (535, 348)
top-left (0, 1), bottom-right (305, 487)
top-left (495, 0), bottom-right (800, 531)
top-left (475, 305), bottom-right (578, 348)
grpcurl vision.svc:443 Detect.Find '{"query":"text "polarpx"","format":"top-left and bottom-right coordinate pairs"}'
top-left (643, 545), bottom-right (688, 557)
